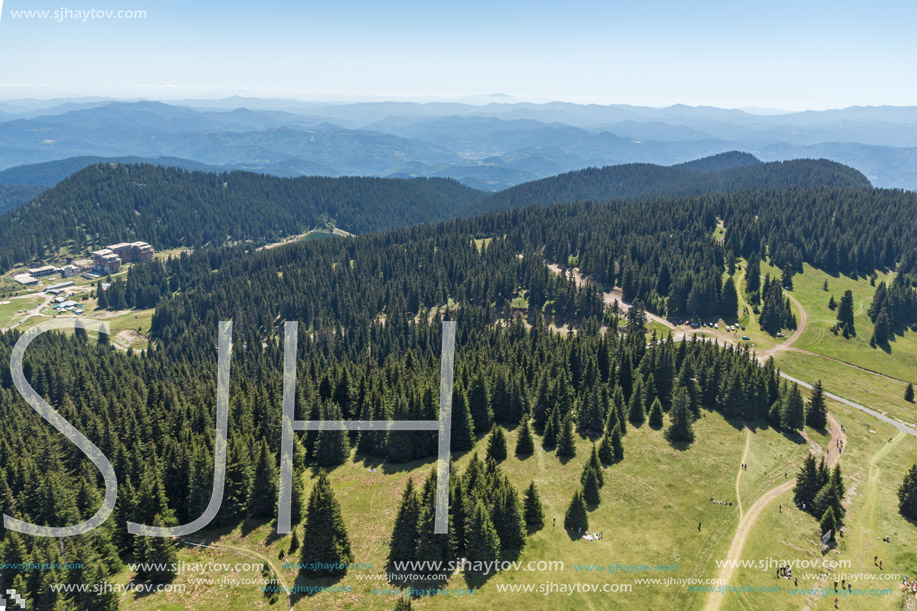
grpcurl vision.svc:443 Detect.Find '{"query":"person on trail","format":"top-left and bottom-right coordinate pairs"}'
top-left (553, 517), bottom-right (556, 527)
top-left (779, 504), bottom-right (782, 512)
top-left (698, 522), bottom-right (702, 531)
top-left (794, 577), bottom-right (797, 586)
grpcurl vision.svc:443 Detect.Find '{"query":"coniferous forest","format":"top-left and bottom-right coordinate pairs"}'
top-left (1, 157), bottom-right (916, 609)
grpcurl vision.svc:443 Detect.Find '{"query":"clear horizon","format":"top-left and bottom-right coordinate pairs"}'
top-left (0, 93), bottom-right (911, 115)
top-left (0, 0), bottom-right (914, 111)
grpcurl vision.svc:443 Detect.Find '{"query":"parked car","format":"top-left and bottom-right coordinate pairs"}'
top-left (776, 332), bottom-right (785, 338)
top-left (740, 325), bottom-right (745, 331)
top-left (714, 323), bottom-right (719, 329)
top-left (742, 336), bottom-right (750, 340)
top-left (691, 322), bottom-right (700, 329)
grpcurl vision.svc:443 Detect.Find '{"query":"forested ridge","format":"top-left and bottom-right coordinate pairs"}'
top-left (0, 163), bottom-right (483, 268)
top-left (470, 155), bottom-right (871, 216)
top-left (0, 154), bottom-right (873, 269)
top-left (106, 185), bottom-right (917, 321)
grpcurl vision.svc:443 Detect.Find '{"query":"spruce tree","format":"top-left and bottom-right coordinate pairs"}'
top-left (486, 426), bottom-right (508, 462)
top-left (898, 464), bottom-right (917, 520)
top-left (247, 440), bottom-right (279, 518)
top-left (871, 307), bottom-right (890, 345)
top-left (830, 464), bottom-right (845, 508)
top-left (746, 253), bottom-right (761, 296)
top-left (793, 454), bottom-right (820, 509)
top-left (610, 423), bottom-right (624, 462)
top-left (493, 483), bottom-right (526, 553)
top-left (300, 470), bottom-right (353, 577)
top-left (289, 527), bottom-right (301, 555)
top-left (563, 490), bottom-right (588, 533)
top-left (819, 506), bottom-right (836, 536)
top-left (386, 396), bottom-right (416, 464)
top-left (542, 410), bottom-right (557, 448)
top-left (467, 371), bottom-right (494, 434)
top-left (805, 380), bottom-right (828, 429)
top-left (389, 478), bottom-right (420, 563)
top-left (578, 385), bottom-right (604, 435)
top-left (582, 466), bottom-right (601, 506)
top-left (134, 515), bottom-right (179, 582)
top-left (515, 415), bottom-right (535, 456)
top-left (96, 281), bottom-right (109, 310)
top-left (812, 479), bottom-right (842, 522)
top-left (628, 377), bottom-right (645, 426)
top-left (582, 444), bottom-right (604, 486)
top-left (523, 482), bottom-right (544, 531)
top-left (836, 290), bottom-right (856, 336)
top-left (416, 501), bottom-right (455, 566)
top-left (598, 432), bottom-right (614, 465)
top-left (394, 597), bottom-right (413, 611)
top-left (780, 383), bottom-right (805, 432)
top-left (613, 385), bottom-right (627, 435)
top-left (768, 398), bottom-right (783, 428)
top-left (290, 439), bottom-right (307, 526)
top-left (720, 276), bottom-right (739, 318)
top-left (533, 374), bottom-right (551, 429)
top-left (465, 500), bottom-right (500, 565)
top-left (781, 265), bottom-right (794, 291)
top-left (905, 383), bottom-right (915, 403)
top-left (648, 397), bottom-right (664, 429)
top-left (316, 400), bottom-right (350, 467)
top-left (556, 412), bottom-right (576, 458)
top-left (451, 385), bottom-right (475, 451)
top-left (665, 387), bottom-right (694, 444)
top-left (491, 368), bottom-right (513, 423)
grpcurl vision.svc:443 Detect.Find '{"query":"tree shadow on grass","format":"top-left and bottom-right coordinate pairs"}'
top-left (263, 526), bottom-right (285, 548)
top-left (240, 516), bottom-right (268, 538)
top-left (459, 548), bottom-right (522, 590)
top-left (290, 571), bottom-right (348, 606)
top-left (668, 438), bottom-right (694, 452)
top-left (564, 527), bottom-right (586, 541)
top-left (780, 429), bottom-right (807, 446)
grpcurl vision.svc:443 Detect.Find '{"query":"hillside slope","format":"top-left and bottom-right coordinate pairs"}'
top-left (472, 155), bottom-right (871, 214)
top-left (0, 163), bottom-right (483, 267)
top-left (0, 153), bottom-right (873, 269)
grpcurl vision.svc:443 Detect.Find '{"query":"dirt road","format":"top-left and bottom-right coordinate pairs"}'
top-left (704, 414), bottom-right (843, 611)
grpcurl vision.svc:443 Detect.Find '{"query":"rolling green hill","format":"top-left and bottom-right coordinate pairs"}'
top-left (471, 155), bottom-right (871, 215)
top-left (0, 163), bottom-right (484, 268)
top-left (0, 154), bottom-right (877, 270)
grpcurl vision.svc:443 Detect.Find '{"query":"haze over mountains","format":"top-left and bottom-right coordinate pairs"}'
top-left (0, 98), bottom-right (914, 201)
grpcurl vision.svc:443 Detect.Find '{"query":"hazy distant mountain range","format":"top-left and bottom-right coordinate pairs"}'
top-left (0, 98), bottom-right (914, 200)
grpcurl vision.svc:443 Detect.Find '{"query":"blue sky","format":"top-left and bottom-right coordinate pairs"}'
top-left (0, 0), bottom-right (913, 109)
